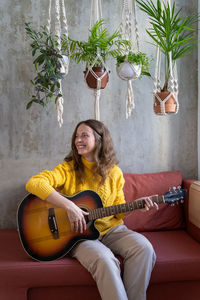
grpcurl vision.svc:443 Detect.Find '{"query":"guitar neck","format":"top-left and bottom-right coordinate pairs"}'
top-left (88, 195), bottom-right (164, 221)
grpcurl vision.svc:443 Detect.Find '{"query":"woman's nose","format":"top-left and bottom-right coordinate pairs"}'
top-left (76, 136), bottom-right (82, 142)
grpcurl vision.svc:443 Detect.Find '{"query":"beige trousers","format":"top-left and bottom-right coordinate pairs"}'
top-left (70, 225), bottom-right (156, 300)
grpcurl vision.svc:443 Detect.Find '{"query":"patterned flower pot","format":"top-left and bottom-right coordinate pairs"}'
top-left (84, 67), bottom-right (109, 89)
top-left (154, 91), bottom-right (177, 114)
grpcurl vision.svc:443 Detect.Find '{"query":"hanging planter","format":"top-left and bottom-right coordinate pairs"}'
top-left (24, 0), bottom-right (69, 127)
top-left (84, 67), bottom-right (109, 89)
top-left (154, 91), bottom-right (177, 115)
top-left (25, 23), bottom-right (68, 111)
top-left (116, 52), bottom-right (150, 81)
top-left (116, 0), bottom-right (151, 118)
top-left (69, 19), bottom-right (129, 82)
top-left (136, 0), bottom-right (199, 116)
top-left (68, 18), bottom-right (130, 119)
top-left (116, 51), bottom-right (151, 118)
top-left (117, 61), bottom-right (141, 81)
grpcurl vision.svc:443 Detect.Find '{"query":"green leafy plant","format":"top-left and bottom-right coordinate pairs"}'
top-left (136, 0), bottom-right (199, 90)
top-left (25, 23), bottom-right (68, 110)
top-left (69, 19), bottom-right (131, 67)
top-left (116, 51), bottom-right (151, 77)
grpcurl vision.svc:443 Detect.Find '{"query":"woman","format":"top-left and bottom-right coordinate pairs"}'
top-left (26, 119), bottom-right (158, 300)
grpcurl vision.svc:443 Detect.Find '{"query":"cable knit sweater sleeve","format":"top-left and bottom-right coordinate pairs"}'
top-left (112, 166), bottom-right (126, 219)
top-left (26, 161), bottom-right (71, 200)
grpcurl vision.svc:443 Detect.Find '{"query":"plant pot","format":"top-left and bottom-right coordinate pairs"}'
top-left (154, 91), bottom-right (177, 114)
top-left (117, 62), bottom-right (141, 81)
top-left (84, 67), bottom-right (109, 89)
top-left (59, 55), bottom-right (69, 76)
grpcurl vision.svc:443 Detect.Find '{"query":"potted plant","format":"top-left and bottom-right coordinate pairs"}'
top-left (116, 51), bottom-right (151, 80)
top-left (68, 19), bottom-right (131, 89)
top-left (25, 22), bottom-right (69, 110)
top-left (136, 0), bottom-right (199, 114)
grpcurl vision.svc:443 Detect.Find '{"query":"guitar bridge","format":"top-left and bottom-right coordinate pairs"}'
top-left (48, 208), bottom-right (59, 239)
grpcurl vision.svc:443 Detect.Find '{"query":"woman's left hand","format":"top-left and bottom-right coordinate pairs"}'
top-left (142, 197), bottom-right (159, 212)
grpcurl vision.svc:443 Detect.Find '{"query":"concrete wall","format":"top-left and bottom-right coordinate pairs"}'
top-left (0, 0), bottom-right (198, 229)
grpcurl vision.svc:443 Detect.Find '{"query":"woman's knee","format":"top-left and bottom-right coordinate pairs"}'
top-left (91, 252), bottom-right (121, 275)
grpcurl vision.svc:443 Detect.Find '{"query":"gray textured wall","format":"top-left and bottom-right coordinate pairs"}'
top-left (0, 0), bottom-right (198, 228)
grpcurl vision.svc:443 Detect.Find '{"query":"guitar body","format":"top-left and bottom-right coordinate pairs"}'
top-left (17, 190), bottom-right (102, 261)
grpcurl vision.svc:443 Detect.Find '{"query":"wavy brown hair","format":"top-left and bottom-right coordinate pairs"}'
top-left (64, 119), bottom-right (119, 184)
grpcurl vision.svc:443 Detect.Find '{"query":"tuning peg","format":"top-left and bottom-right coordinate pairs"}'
top-left (169, 187), bottom-right (171, 191)
top-left (177, 185), bottom-right (181, 190)
top-left (173, 186), bottom-right (176, 191)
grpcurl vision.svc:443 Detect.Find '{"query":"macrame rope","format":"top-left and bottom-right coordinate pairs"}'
top-left (60, 0), bottom-right (68, 37)
top-left (46, 0), bottom-right (69, 127)
top-left (94, 89), bottom-right (101, 120)
top-left (126, 80), bottom-right (135, 118)
top-left (54, 0), bottom-right (64, 127)
top-left (46, 0), bottom-right (52, 33)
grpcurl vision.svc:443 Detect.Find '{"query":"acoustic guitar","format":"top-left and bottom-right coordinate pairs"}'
top-left (17, 188), bottom-right (186, 261)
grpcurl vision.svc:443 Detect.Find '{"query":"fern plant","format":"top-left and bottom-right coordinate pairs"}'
top-left (136, 0), bottom-right (199, 90)
top-left (69, 19), bottom-right (131, 67)
top-left (25, 23), bottom-right (68, 110)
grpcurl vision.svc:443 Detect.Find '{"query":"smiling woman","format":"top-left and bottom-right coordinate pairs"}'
top-left (25, 119), bottom-right (158, 300)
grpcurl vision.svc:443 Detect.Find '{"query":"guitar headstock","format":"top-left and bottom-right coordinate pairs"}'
top-left (164, 186), bottom-right (186, 205)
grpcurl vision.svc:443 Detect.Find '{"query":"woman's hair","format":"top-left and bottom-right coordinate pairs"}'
top-left (64, 119), bottom-right (118, 184)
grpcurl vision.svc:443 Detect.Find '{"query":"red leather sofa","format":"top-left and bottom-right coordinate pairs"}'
top-left (0, 170), bottom-right (200, 300)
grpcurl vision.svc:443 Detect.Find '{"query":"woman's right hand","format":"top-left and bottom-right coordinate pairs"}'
top-left (46, 191), bottom-right (89, 233)
top-left (65, 199), bottom-right (89, 233)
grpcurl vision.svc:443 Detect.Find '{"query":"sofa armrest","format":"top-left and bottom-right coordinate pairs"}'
top-left (182, 178), bottom-right (196, 220)
top-left (183, 179), bottom-right (200, 243)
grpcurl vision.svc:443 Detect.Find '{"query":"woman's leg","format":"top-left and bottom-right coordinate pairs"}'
top-left (70, 239), bottom-right (128, 300)
top-left (101, 225), bottom-right (156, 300)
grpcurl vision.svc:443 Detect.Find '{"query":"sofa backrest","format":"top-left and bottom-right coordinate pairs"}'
top-left (123, 170), bottom-right (185, 232)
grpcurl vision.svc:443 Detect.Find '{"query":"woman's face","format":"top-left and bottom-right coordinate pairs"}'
top-left (75, 123), bottom-right (96, 161)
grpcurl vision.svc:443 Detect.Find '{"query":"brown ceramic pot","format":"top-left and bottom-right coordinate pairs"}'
top-left (84, 67), bottom-right (109, 89)
top-left (154, 91), bottom-right (177, 114)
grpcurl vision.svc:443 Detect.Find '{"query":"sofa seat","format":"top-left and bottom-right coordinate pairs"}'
top-left (144, 230), bottom-right (200, 283)
top-left (1, 228), bottom-right (200, 300)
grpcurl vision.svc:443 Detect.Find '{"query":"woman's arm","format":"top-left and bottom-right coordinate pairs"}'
top-left (46, 191), bottom-right (89, 233)
top-left (26, 162), bottom-right (88, 233)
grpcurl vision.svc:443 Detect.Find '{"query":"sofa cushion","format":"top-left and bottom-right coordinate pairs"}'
top-left (123, 171), bottom-right (185, 232)
top-left (143, 230), bottom-right (200, 283)
top-left (0, 230), bottom-right (97, 300)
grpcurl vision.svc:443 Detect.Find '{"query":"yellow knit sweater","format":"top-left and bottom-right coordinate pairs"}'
top-left (26, 157), bottom-right (125, 236)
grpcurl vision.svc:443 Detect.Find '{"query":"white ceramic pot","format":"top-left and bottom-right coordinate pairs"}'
top-left (59, 55), bottom-right (69, 76)
top-left (117, 62), bottom-right (141, 81)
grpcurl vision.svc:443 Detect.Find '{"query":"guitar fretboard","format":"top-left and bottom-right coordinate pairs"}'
top-left (88, 195), bottom-right (164, 221)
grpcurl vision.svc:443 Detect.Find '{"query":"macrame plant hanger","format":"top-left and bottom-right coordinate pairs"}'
top-left (47, 0), bottom-right (69, 127)
top-left (86, 0), bottom-right (108, 121)
top-left (117, 0), bottom-right (140, 118)
top-left (153, 0), bottom-right (179, 115)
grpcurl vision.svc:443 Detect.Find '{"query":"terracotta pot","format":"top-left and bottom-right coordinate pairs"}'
top-left (84, 67), bottom-right (109, 89)
top-left (154, 91), bottom-right (177, 114)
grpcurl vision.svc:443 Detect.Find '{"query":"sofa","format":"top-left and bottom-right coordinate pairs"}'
top-left (0, 170), bottom-right (200, 300)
